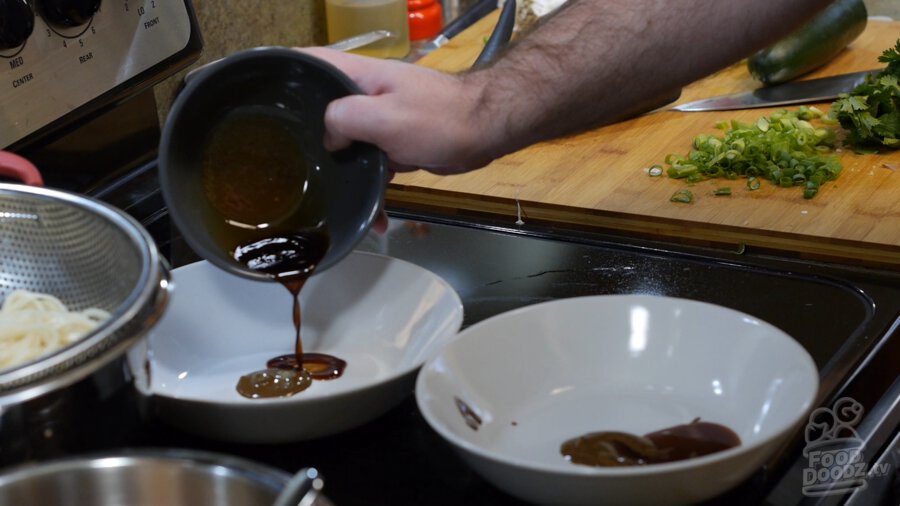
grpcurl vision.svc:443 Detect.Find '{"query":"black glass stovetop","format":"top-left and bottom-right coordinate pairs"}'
top-left (31, 159), bottom-right (900, 506)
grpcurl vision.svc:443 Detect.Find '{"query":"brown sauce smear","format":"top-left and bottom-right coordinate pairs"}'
top-left (454, 397), bottom-right (483, 431)
top-left (235, 367), bottom-right (312, 399)
top-left (560, 418), bottom-right (740, 467)
top-left (200, 108), bottom-right (347, 399)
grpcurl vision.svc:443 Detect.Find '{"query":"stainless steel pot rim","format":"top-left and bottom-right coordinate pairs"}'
top-left (0, 183), bottom-right (171, 402)
top-left (0, 447), bottom-right (292, 490)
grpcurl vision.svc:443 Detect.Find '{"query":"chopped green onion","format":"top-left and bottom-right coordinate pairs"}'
top-left (803, 180), bottom-right (820, 199)
top-left (686, 173), bottom-right (704, 184)
top-left (658, 108), bottom-right (841, 201)
top-left (648, 165), bottom-right (664, 177)
top-left (713, 187), bottom-right (732, 196)
top-left (670, 189), bottom-right (693, 203)
top-left (667, 164), bottom-right (698, 179)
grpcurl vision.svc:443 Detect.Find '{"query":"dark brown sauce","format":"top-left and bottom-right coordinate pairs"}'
top-left (454, 397), bottom-right (483, 431)
top-left (268, 352), bottom-right (347, 380)
top-left (560, 418), bottom-right (741, 467)
top-left (235, 367), bottom-right (312, 399)
top-left (200, 108), bottom-right (347, 399)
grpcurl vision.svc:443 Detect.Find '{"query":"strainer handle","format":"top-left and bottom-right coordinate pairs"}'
top-left (0, 151), bottom-right (44, 186)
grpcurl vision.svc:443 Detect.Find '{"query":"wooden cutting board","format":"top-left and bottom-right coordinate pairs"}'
top-left (389, 14), bottom-right (900, 267)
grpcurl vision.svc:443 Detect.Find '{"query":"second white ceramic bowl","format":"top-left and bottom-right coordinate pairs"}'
top-left (416, 294), bottom-right (818, 506)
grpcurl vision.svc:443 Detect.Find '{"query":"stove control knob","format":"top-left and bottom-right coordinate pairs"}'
top-left (39, 0), bottom-right (101, 27)
top-left (0, 0), bottom-right (35, 49)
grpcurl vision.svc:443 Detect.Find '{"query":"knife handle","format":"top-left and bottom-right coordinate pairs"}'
top-left (442, 0), bottom-right (498, 40)
top-left (472, 0), bottom-right (516, 69)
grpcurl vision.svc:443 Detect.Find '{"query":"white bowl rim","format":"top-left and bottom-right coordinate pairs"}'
top-left (415, 293), bottom-right (819, 477)
top-left (145, 251), bottom-right (465, 407)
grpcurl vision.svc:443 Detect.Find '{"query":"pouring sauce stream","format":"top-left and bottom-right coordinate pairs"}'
top-left (200, 108), bottom-right (347, 399)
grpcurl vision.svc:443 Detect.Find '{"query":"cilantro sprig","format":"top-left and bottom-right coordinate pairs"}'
top-left (829, 39), bottom-right (900, 149)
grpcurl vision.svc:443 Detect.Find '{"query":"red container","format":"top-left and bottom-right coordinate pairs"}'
top-left (408, 0), bottom-right (443, 41)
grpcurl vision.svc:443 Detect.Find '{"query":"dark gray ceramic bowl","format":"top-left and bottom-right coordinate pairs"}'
top-left (159, 46), bottom-right (388, 282)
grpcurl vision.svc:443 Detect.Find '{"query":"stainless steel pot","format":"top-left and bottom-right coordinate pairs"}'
top-left (0, 449), bottom-right (329, 506)
top-left (0, 183), bottom-right (171, 464)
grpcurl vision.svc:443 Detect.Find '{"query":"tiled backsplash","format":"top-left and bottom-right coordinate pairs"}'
top-left (868, 0), bottom-right (900, 19)
top-left (153, 0), bottom-right (327, 124)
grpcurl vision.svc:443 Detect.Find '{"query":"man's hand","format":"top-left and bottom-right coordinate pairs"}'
top-left (298, 47), bottom-right (500, 174)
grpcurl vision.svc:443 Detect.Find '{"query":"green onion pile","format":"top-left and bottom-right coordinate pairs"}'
top-left (660, 106), bottom-right (842, 199)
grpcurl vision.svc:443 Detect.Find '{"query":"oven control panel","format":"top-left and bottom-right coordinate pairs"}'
top-left (0, 0), bottom-right (199, 148)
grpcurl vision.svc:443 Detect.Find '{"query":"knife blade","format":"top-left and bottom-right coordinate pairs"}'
top-left (671, 69), bottom-right (881, 112)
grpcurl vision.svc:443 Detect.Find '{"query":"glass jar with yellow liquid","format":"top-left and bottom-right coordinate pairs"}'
top-left (325, 0), bottom-right (411, 59)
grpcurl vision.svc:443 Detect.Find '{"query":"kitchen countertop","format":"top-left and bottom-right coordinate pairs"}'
top-left (389, 14), bottom-right (900, 268)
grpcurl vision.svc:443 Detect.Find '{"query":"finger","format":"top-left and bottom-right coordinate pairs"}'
top-left (372, 210), bottom-right (389, 234)
top-left (388, 160), bottom-right (420, 173)
top-left (324, 94), bottom-right (394, 147)
top-left (372, 171), bottom-right (392, 234)
top-left (321, 93), bottom-right (382, 152)
top-left (294, 47), bottom-right (393, 95)
top-left (322, 114), bottom-right (353, 152)
top-left (294, 46), bottom-right (365, 72)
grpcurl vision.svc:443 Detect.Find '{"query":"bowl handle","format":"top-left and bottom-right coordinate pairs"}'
top-left (0, 151), bottom-right (44, 186)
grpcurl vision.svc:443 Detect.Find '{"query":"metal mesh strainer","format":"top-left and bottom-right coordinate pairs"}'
top-left (0, 183), bottom-right (170, 403)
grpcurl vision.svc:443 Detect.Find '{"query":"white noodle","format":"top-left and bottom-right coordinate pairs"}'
top-left (0, 290), bottom-right (110, 370)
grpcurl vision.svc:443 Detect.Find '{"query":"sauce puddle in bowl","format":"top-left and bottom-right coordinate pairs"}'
top-left (560, 418), bottom-right (741, 467)
top-left (201, 109), bottom-right (347, 399)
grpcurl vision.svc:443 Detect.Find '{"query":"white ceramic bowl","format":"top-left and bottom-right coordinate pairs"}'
top-left (129, 251), bottom-right (463, 443)
top-left (415, 294), bottom-right (818, 506)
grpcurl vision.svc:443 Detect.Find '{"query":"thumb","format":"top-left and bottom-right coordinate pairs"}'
top-left (322, 93), bottom-right (389, 151)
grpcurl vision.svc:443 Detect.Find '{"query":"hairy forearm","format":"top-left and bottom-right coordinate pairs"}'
top-left (465, 0), bottom-right (836, 159)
